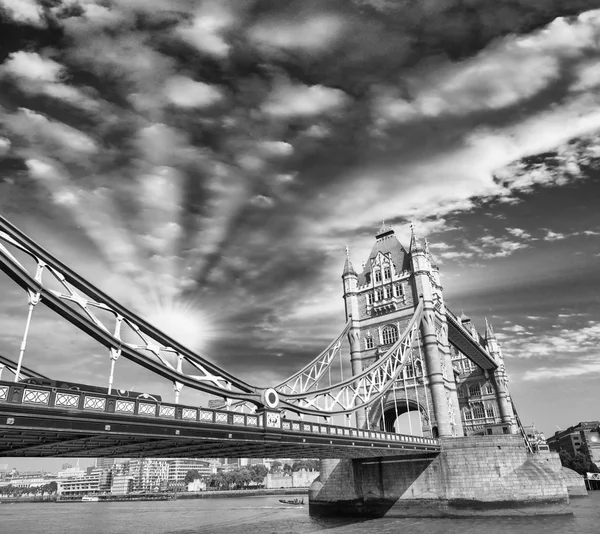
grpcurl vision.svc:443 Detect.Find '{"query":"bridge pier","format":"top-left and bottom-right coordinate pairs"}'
top-left (310, 435), bottom-right (581, 518)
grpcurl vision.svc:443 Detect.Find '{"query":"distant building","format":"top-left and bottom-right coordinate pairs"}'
top-left (57, 471), bottom-right (100, 499)
top-left (547, 421), bottom-right (600, 465)
top-left (264, 469), bottom-right (319, 489)
top-left (111, 474), bottom-right (133, 495)
top-left (167, 458), bottom-right (211, 482)
top-left (94, 458), bottom-right (116, 470)
top-left (128, 458), bottom-right (169, 492)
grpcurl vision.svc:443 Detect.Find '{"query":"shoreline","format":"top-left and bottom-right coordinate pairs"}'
top-left (0, 488), bottom-right (309, 504)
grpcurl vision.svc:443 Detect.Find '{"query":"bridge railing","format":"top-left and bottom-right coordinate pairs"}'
top-left (0, 380), bottom-right (439, 448)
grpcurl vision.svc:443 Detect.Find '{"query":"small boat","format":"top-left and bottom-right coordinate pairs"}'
top-left (81, 495), bottom-right (100, 502)
top-left (279, 498), bottom-right (304, 505)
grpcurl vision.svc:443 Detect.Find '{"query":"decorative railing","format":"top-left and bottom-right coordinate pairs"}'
top-left (0, 380), bottom-right (439, 448)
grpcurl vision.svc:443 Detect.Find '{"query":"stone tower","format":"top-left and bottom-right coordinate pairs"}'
top-left (342, 224), bottom-right (462, 438)
top-left (343, 224), bottom-right (518, 438)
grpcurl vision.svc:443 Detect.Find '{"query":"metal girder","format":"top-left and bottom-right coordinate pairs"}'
top-left (0, 215), bottom-right (262, 403)
top-left (275, 319), bottom-right (351, 396)
top-left (0, 353), bottom-right (49, 381)
top-left (278, 300), bottom-right (424, 416)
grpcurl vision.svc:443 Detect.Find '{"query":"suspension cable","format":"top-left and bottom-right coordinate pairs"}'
top-left (412, 350), bottom-right (424, 436)
top-left (402, 355), bottom-right (413, 435)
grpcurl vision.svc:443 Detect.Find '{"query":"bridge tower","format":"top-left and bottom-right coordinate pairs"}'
top-left (342, 224), bottom-right (463, 438)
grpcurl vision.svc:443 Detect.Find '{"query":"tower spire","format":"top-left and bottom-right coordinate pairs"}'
top-left (485, 317), bottom-right (495, 340)
top-left (342, 245), bottom-right (356, 276)
top-left (409, 221), bottom-right (424, 253)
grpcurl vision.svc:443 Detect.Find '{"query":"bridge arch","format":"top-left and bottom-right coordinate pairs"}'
top-left (368, 397), bottom-right (429, 435)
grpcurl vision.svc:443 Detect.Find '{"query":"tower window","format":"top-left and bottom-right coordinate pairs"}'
top-left (365, 273), bottom-right (371, 284)
top-left (383, 287), bottom-right (389, 299)
top-left (366, 293), bottom-right (373, 305)
top-left (375, 270), bottom-right (382, 283)
top-left (472, 403), bottom-right (485, 419)
top-left (383, 267), bottom-right (391, 280)
top-left (485, 402), bottom-right (496, 419)
top-left (468, 382), bottom-right (481, 397)
top-left (463, 407), bottom-right (472, 420)
top-left (376, 288), bottom-right (383, 301)
top-left (365, 336), bottom-right (374, 350)
top-left (458, 386), bottom-right (466, 398)
top-left (484, 382), bottom-right (495, 395)
top-left (381, 325), bottom-right (398, 345)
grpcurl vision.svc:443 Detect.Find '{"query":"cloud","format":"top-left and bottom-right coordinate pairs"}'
top-left (262, 82), bottom-right (349, 118)
top-left (506, 228), bottom-right (532, 239)
top-left (3, 108), bottom-right (97, 162)
top-left (543, 229), bottom-right (566, 241)
top-left (0, 0), bottom-right (44, 26)
top-left (0, 51), bottom-right (63, 81)
top-left (164, 76), bottom-right (223, 108)
top-left (176, 3), bottom-right (234, 58)
top-left (0, 51), bottom-right (101, 112)
top-left (249, 13), bottom-right (345, 52)
top-left (571, 58), bottom-right (600, 92)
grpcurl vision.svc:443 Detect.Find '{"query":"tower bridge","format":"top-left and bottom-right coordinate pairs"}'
top-left (0, 215), bottom-right (581, 517)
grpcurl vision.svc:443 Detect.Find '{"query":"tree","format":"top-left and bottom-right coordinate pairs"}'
top-left (283, 463), bottom-right (292, 473)
top-left (250, 464), bottom-right (268, 483)
top-left (270, 461), bottom-right (281, 473)
top-left (184, 469), bottom-right (201, 484)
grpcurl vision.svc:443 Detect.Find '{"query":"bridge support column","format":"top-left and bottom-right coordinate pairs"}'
top-left (421, 306), bottom-right (452, 438)
top-left (309, 435), bottom-right (575, 518)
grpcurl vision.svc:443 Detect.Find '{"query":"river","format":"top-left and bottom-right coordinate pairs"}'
top-left (2, 492), bottom-right (599, 533)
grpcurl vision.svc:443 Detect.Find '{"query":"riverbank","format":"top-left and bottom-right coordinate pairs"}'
top-left (177, 488), bottom-right (308, 499)
top-left (0, 488), bottom-right (308, 504)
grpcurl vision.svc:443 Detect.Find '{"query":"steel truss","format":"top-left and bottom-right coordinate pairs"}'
top-left (0, 215), bottom-right (425, 420)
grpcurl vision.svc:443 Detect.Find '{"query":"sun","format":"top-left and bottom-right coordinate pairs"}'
top-left (145, 301), bottom-right (214, 353)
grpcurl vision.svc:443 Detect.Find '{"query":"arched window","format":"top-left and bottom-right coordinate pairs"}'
top-left (374, 269), bottom-right (382, 283)
top-left (405, 363), bottom-right (414, 379)
top-left (365, 336), bottom-right (374, 350)
top-left (376, 288), bottom-right (384, 301)
top-left (472, 403), bottom-right (485, 419)
top-left (415, 360), bottom-right (423, 377)
top-left (366, 293), bottom-right (373, 305)
top-left (468, 382), bottom-right (481, 397)
top-left (383, 266), bottom-right (391, 280)
top-left (484, 381), bottom-right (495, 395)
top-left (457, 386), bottom-right (466, 398)
top-left (382, 325), bottom-right (398, 345)
top-left (394, 284), bottom-right (403, 297)
top-left (462, 407), bottom-right (472, 420)
top-left (485, 402), bottom-right (496, 419)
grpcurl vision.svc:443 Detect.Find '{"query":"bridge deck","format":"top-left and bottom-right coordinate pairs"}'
top-left (0, 381), bottom-right (439, 458)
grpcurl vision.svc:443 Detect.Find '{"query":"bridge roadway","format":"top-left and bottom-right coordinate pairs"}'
top-left (0, 380), bottom-right (440, 459)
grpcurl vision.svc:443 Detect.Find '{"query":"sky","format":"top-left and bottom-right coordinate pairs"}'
top-left (1, 0), bottom-right (600, 471)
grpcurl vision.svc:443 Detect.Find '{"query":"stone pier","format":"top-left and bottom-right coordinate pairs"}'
top-left (309, 435), bottom-right (584, 518)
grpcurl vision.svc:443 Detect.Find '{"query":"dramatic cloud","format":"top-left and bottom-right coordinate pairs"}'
top-left (1, 0), bottom-right (600, 433)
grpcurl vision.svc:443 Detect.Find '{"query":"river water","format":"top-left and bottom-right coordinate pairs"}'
top-left (2, 492), bottom-right (599, 534)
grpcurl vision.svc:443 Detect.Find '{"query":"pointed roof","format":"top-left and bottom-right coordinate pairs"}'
top-left (409, 222), bottom-right (424, 254)
top-left (357, 226), bottom-right (411, 285)
top-left (485, 318), bottom-right (495, 340)
top-left (342, 256), bottom-right (357, 277)
top-left (342, 245), bottom-right (357, 277)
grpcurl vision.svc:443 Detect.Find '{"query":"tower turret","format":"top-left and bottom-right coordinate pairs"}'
top-left (341, 246), bottom-right (359, 320)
